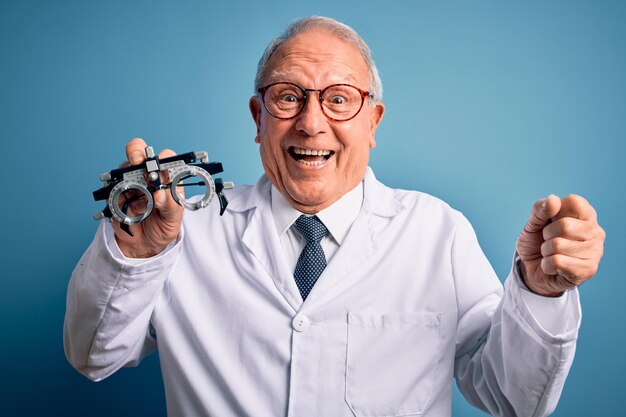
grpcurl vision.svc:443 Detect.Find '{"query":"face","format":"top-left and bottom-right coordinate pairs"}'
top-left (249, 29), bottom-right (384, 214)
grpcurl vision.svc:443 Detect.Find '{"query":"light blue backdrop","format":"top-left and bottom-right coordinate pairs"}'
top-left (1, 1), bottom-right (623, 416)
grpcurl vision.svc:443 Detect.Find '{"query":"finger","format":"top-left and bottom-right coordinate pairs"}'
top-left (155, 148), bottom-right (177, 182)
top-left (159, 149), bottom-right (186, 203)
top-left (540, 237), bottom-right (599, 259)
top-left (523, 194), bottom-right (562, 234)
top-left (157, 149), bottom-right (177, 170)
top-left (553, 194), bottom-right (597, 222)
top-left (153, 148), bottom-right (180, 212)
top-left (126, 137), bottom-right (149, 166)
top-left (542, 217), bottom-right (600, 242)
top-left (541, 254), bottom-right (598, 284)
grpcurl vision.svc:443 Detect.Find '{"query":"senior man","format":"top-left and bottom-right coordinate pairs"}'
top-left (64, 16), bottom-right (605, 417)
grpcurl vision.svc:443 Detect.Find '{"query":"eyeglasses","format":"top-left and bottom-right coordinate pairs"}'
top-left (257, 82), bottom-right (371, 122)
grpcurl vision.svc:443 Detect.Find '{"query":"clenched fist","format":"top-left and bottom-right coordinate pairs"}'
top-left (516, 194), bottom-right (605, 297)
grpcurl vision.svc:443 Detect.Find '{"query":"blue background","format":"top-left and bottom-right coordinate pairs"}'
top-left (1, 0), bottom-right (624, 415)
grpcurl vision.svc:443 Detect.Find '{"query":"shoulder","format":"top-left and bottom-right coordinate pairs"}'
top-left (364, 175), bottom-right (475, 256)
top-left (391, 186), bottom-right (468, 234)
top-left (365, 169), bottom-right (464, 226)
top-left (393, 187), bottom-right (458, 216)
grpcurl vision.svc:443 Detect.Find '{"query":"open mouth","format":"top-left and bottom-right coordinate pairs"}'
top-left (289, 146), bottom-right (334, 166)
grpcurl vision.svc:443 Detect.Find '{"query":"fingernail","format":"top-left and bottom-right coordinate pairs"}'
top-left (130, 152), bottom-right (143, 165)
top-left (540, 198), bottom-right (547, 209)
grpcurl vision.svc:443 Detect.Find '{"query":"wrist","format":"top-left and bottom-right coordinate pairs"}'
top-left (517, 259), bottom-right (565, 298)
top-left (116, 238), bottom-right (167, 259)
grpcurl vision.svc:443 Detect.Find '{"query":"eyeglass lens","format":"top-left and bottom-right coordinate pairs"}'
top-left (263, 83), bottom-right (365, 121)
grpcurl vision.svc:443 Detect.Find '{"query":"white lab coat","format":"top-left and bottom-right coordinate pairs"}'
top-left (64, 168), bottom-right (580, 417)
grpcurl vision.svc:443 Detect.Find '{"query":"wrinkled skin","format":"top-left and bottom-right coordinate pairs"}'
top-left (249, 29), bottom-right (385, 214)
top-left (517, 194), bottom-right (605, 296)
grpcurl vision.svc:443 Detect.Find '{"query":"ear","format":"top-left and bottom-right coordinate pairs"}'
top-left (368, 102), bottom-right (385, 149)
top-left (249, 96), bottom-right (263, 143)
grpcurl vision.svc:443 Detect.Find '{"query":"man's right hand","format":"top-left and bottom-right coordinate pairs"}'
top-left (113, 138), bottom-right (184, 258)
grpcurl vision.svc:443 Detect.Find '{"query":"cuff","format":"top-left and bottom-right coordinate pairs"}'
top-left (103, 221), bottom-right (183, 267)
top-left (508, 253), bottom-right (581, 339)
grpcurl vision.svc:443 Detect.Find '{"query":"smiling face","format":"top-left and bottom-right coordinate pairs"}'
top-left (249, 29), bottom-right (384, 214)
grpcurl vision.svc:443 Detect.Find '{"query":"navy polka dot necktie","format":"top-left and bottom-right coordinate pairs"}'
top-left (293, 215), bottom-right (328, 301)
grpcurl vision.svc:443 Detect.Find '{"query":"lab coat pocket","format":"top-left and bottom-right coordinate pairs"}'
top-left (346, 312), bottom-right (442, 417)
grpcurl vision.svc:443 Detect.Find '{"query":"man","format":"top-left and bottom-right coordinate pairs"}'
top-left (64, 16), bottom-right (605, 417)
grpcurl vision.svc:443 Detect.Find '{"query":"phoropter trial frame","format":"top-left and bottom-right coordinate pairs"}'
top-left (92, 146), bottom-right (233, 236)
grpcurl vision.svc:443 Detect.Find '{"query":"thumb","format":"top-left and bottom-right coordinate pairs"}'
top-left (517, 194), bottom-right (562, 262)
top-left (523, 194), bottom-right (562, 234)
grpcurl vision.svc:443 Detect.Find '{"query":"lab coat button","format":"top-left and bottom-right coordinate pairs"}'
top-left (292, 315), bottom-right (310, 332)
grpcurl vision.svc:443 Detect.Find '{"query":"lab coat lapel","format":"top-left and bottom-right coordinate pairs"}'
top-left (235, 176), bottom-right (303, 312)
top-left (303, 210), bottom-right (375, 304)
top-left (304, 168), bottom-right (404, 305)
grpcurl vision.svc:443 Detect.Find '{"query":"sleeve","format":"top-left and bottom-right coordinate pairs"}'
top-left (517, 258), bottom-right (579, 336)
top-left (63, 221), bottom-right (183, 382)
top-left (452, 213), bottom-right (581, 417)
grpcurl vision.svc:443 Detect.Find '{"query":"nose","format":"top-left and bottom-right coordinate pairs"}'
top-left (295, 92), bottom-right (327, 136)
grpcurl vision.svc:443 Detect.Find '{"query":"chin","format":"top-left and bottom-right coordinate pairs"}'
top-left (292, 193), bottom-right (329, 207)
top-left (299, 194), bottom-right (346, 213)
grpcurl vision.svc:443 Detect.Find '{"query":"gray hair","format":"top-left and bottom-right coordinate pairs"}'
top-left (254, 16), bottom-right (383, 103)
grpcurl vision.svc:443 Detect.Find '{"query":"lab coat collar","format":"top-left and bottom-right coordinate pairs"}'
top-left (270, 182), bottom-right (363, 246)
top-left (225, 167), bottom-right (405, 218)
top-left (224, 174), bottom-right (271, 213)
top-left (361, 167), bottom-right (405, 218)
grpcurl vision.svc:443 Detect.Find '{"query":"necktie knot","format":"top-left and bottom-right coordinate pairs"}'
top-left (294, 215), bottom-right (327, 243)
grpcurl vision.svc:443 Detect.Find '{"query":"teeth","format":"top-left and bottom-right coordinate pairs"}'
top-left (297, 159), bottom-right (325, 166)
top-left (292, 147), bottom-right (331, 156)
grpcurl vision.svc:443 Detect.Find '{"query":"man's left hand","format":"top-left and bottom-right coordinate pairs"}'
top-left (516, 194), bottom-right (605, 297)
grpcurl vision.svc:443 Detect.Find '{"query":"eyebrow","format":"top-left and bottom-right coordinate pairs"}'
top-left (264, 70), bottom-right (360, 87)
top-left (265, 70), bottom-right (297, 84)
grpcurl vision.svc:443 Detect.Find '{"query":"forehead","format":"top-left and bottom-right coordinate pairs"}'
top-left (264, 29), bottom-right (369, 87)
